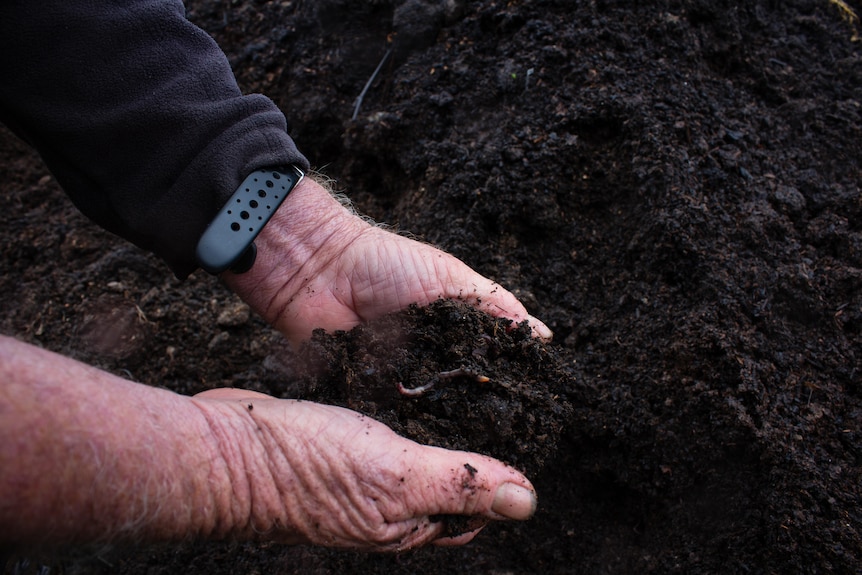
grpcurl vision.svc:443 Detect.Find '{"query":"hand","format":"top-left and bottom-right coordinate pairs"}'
top-left (223, 177), bottom-right (552, 344)
top-left (193, 388), bottom-right (537, 550)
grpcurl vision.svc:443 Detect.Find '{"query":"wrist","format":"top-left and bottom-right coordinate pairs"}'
top-left (189, 393), bottom-right (308, 543)
top-left (221, 175), bottom-right (369, 328)
top-left (196, 166), bottom-right (305, 275)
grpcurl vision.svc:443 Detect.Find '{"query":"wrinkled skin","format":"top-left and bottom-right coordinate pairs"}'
top-left (224, 177), bottom-right (552, 344)
top-left (194, 388), bottom-right (537, 550)
top-left (0, 337), bottom-right (534, 549)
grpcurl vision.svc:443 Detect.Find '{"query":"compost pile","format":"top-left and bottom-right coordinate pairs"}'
top-left (2, 0), bottom-right (861, 573)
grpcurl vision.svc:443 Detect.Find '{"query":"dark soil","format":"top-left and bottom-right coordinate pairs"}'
top-left (3, 0), bottom-right (862, 573)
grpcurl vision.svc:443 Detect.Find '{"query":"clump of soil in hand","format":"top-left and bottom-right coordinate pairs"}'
top-left (287, 299), bottom-right (576, 479)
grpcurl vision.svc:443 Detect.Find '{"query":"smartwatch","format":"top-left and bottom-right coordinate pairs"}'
top-left (196, 165), bottom-right (304, 274)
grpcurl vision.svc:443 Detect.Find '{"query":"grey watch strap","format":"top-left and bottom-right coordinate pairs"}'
top-left (196, 165), bottom-right (304, 274)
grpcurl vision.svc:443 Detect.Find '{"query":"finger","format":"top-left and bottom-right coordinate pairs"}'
top-left (525, 314), bottom-right (554, 342)
top-left (474, 284), bottom-right (553, 342)
top-left (414, 446), bottom-right (538, 523)
top-left (438, 254), bottom-right (553, 341)
top-left (432, 522), bottom-right (487, 546)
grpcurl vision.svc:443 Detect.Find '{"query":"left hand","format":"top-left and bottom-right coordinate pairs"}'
top-left (224, 176), bottom-right (552, 344)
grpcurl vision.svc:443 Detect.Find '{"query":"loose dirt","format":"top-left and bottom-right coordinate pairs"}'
top-left (2, 0), bottom-right (861, 573)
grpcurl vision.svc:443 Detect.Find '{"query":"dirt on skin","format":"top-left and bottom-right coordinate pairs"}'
top-left (2, 0), bottom-right (862, 573)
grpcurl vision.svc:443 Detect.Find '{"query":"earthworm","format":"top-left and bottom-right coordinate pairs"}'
top-left (396, 380), bottom-right (438, 397)
top-left (397, 367), bottom-right (490, 397)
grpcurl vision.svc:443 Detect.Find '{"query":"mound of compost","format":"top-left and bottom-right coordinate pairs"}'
top-left (2, 0), bottom-right (861, 574)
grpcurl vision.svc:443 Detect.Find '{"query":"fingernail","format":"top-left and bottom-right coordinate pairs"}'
top-left (492, 482), bottom-right (537, 521)
top-left (527, 315), bottom-right (554, 341)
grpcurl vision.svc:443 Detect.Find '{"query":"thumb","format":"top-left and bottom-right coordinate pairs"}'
top-left (412, 445), bottom-right (537, 544)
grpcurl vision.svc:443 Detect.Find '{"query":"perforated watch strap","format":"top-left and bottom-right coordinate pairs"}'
top-left (196, 165), bottom-right (304, 274)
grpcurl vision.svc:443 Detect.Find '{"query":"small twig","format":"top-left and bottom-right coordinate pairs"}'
top-left (397, 367), bottom-right (490, 397)
top-left (352, 48), bottom-right (391, 120)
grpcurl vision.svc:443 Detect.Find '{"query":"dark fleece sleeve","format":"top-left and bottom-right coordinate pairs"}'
top-left (0, 0), bottom-right (309, 278)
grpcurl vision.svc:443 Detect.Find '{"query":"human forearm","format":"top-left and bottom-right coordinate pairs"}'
top-left (0, 336), bottom-right (231, 548)
top-left (0, 336), bottom-right (537, 552)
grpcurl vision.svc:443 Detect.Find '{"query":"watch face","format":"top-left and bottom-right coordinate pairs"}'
top-left (196, 166), bottom-right (304, 274)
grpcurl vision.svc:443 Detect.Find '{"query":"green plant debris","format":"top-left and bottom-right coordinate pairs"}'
top-left (828, 0), bottom-right (860, 41)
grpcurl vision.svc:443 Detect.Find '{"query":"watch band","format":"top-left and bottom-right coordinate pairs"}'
top-left (196, 165), bottom-right (304, 274)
